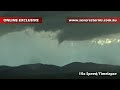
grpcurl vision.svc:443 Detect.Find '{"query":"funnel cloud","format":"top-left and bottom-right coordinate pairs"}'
top-left (1, 11), bottom-right (120, 43)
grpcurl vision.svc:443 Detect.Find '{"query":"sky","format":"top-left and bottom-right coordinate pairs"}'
top-left (0, 11), bottom-right (120, 66)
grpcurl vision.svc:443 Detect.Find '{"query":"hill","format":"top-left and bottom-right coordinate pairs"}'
top-left (0, 62), bottom-right (120, 79)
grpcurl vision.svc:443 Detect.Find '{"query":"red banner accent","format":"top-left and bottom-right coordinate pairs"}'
top-left (67, 17), bottom-right (120, 24)
top-left (0, 17), bottom-right (42, 24)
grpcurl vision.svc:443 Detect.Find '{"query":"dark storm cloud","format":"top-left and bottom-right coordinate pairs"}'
top-left (57, 24), bottom-right (120, 43)
top-left (0, 11), bottom-right (120, 43)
